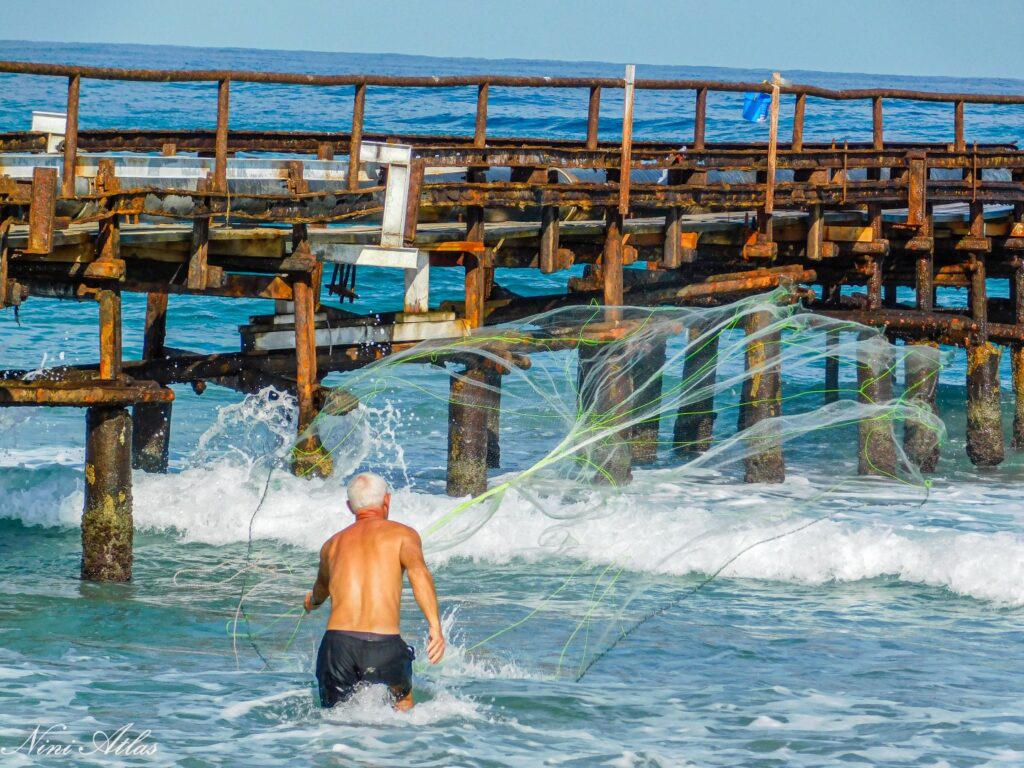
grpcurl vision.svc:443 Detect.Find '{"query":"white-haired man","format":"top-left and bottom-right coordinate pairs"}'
top-left (304, 472), bottom-right (445, 710)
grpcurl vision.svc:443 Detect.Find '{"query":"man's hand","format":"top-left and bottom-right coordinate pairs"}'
top-left (304, 591), bottom-right (321, 613)
top-left (427, 625), bottom-right (445, 664)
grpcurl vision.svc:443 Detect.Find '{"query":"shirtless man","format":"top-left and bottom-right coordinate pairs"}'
top-left (304, 472), bottom-right (445, 710)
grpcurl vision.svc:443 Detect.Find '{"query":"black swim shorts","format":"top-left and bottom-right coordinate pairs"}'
top-left (315, 630), bottom-right (415, 708)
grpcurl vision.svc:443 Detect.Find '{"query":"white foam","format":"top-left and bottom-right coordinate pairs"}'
top-left (5, 459), bottom-right (1024, 609)
top-left (320, 684), bottom-right (484, 727)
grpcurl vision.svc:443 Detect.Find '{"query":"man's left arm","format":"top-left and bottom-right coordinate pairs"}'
top-left (304, 543), bottom-right (331, 612)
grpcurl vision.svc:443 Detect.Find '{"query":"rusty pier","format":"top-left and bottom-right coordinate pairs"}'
top-left (3, 62), bottom-right (1024, 580)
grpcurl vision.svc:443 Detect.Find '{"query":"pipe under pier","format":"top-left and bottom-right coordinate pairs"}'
top-left (2, 61), bottom-right (1024, 580)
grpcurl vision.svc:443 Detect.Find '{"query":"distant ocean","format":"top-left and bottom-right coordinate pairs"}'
top-left (1, 40), bottom-right (1023, 767)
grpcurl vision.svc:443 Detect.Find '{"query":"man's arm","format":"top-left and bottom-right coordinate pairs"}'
top-left (304, 542), bottom-right (331, 612)
top-left (400, 529), bottom-right (445, 664)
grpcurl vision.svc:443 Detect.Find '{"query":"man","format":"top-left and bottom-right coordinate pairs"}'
top-left (304, 472), bottom-right (445, 711)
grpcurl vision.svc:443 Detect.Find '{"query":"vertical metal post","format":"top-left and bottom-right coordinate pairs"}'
top-left (133, 293), bottom-right (172, 473)
top-left (693, 87), bottom-right (707, 152)
top-left (662, 207), bottom-right (682, 268)
top-left (806, 204), bottom-right (824, 260)
top-left (872, 96), bottom-right (884, 150)
top-left (618, 65), bottom-right (635, 216)
top-left (62, 75), bottom-right (80, 198)
top-left (954, 100), bottom-right (965, 153)
top-left (347, 82), bottom-right (366, 192)
top-left (214, 78), bottom-right (229, 192)
top-left (603, 211), bottom-right (624, 308)
top-left (764, 73), bottom-right (781, 216)
top-left (28, 166), bottom-right (57, 254)
top-left (403, 158), bottom-right (425, 245)
top-left (474, 82), bottom-right (489, 147)
top-left (539, 204), bottom-right (560, 273)
top-left (586, 85), bottom-right (601, 150)
top-left (291, 226), bottom-right (332, 478)
top-left (97, 288), bottom-right (122, 380)
top-left (464, 209), bottom-right (486, 329)
top-left (791, 92), bottom-right (805, 152)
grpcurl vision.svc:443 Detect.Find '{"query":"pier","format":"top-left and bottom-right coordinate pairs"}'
top-left (3, 61), bottom-right (1024, 580)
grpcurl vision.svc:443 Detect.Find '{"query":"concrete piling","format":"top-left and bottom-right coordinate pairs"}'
top-left (965, 250), bottom-right (1004, 467)
top-left (902, 341), bottom-right (941, 472)
top-left (630, 338), bottom-right (666, 465)
top-left (578, 345), bottom-right (633, 486)
top-left (674, 325), bottom-right (719, 455)
top-left (446, 364), bottom-right (497, 497)
top-left (82, 406), bottom-right (133, 582)
top-left (856, 332), bottom-right (898, 476)
top-left (965, 341), bottom-right (1004, 467)
top-left (739, 310), bottom-right (785, 483)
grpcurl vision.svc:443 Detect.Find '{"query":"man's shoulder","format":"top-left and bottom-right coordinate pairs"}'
top-left (383, 520), bottom-right (420, 539)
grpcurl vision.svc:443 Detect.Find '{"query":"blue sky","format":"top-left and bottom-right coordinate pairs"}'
top-left (2, 0), bottom-right (1021, 80)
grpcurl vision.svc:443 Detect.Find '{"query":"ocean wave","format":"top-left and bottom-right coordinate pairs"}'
top-left (3, 459), bottom-right (1023, 607)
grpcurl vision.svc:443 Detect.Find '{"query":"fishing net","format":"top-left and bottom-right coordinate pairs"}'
top-left (283, 286), bottom-right (947, 680)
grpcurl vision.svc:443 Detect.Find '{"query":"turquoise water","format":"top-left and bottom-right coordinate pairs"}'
top-left (1, 41), bottom-right (1024, 766)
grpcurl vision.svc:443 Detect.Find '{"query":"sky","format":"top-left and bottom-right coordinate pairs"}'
top-left (1, 0), bottom-right (1021, 80)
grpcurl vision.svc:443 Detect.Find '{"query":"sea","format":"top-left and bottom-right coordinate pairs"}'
top-left (1, 40), bottom-right (1024, 767)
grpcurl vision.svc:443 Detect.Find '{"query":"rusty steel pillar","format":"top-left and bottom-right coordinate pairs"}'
top-left (965, 250), bottom-right (1004, 468)
top-left (903, 341), bottom-right (941, 472)
top-left (82, 406), bottom-right (133, 582)
top-left (674, 325), bottom-right (719, 455)
top-left (290, 253), bottom-right (333, 478)
top-left (446, 364), bottom-right (497, 498)
top-left (132, 293), bottom-right (172, 473)
top-left (739, 311), bottom-right (784, 483)
top-left (856, 332), bottom-right (897, 476)
top-left (464, 206), bottom-right (487, 329)
top-left (603, 210), bottom-right (624, 312)
top-left (630, 337), bottom-right (666, 465)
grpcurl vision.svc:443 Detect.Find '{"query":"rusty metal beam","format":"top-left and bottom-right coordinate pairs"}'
top-left (0, 379), bottom-right (173, 407)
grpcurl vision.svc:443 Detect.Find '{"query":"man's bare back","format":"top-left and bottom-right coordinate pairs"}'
top-left (305, 473), bottom-right (444, 710)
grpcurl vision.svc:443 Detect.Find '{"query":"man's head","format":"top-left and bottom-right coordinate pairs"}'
top-left (347, 472), bottom-right (391, 518)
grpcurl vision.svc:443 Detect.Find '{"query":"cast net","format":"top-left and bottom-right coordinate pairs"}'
top-left (286, 286), bottom-right (946, 680)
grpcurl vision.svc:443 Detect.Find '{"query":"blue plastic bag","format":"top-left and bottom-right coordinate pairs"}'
top-left (742, 92), bottom-right (771, 123)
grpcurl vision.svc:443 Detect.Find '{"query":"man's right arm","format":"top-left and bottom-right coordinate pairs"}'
top-left (400, 529), bottom-right (445, 664)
